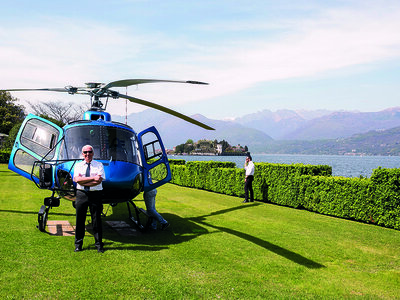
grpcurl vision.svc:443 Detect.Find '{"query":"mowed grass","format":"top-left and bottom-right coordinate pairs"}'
top-left (1, 164), bottom-right (400, 299)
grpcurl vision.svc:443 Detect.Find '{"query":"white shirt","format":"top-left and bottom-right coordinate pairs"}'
top-left (74, 159), bottom-right (105, 191)
top-left (245, 161), bottom-right (255, 176)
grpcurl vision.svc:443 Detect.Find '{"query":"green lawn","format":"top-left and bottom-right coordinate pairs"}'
top-left (1, 163), bottom-right (400, 299)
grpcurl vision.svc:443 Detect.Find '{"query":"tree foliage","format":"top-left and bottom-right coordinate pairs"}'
top-left (0, 92), bottom-right (25, 134)
top-left (28, 101), bottom-right (87, 127)
top-left (1, 122), bottom-right (23, 150)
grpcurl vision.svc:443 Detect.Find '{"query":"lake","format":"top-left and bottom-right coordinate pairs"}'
top-left (168, 154), bottom-right (400, 178)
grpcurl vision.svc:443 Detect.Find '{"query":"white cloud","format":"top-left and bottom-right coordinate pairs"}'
top-left (1, 1), bottom-right (400, 118)
top-left (198, 3), bottom-right (400, 86)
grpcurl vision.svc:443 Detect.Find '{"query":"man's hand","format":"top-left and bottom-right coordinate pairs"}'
top-left (92, 175), bottom-right (103, 185)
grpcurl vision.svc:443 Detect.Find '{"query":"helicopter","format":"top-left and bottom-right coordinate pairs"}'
top-left (2, 79), bottom-right (214, 232)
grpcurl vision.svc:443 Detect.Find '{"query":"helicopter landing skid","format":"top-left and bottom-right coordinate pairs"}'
top-left (126, 200), bottom-right (154, 232)
top-left (37, 205), bottom-right (50, 232)
top-left (37, 194), bottom-right (61, 232)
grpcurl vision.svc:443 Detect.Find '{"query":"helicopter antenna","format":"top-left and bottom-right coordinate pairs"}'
top-left (125, 87), bottom-right (128, 125)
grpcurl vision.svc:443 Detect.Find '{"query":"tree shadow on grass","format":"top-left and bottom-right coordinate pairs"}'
top-left (103, 202), bottom-right (325, 268)
top-left (0, 171), bottom-right (20, 176)
top-left (0, 209), bottom-right (75, 217)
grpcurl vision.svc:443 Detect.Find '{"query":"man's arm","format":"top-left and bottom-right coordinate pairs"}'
top-left (74, 175), bottom-right (103, 186)
top-left (74, 173), bottom-right (103, 187)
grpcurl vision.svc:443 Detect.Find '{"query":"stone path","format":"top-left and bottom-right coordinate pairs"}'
top-left (47, 220), bottom-right (75, 236)
top-left (46, 220), bottom-right (139, 236)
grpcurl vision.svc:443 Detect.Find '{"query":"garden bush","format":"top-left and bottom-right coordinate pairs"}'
top-left (0, 149), bottom-right (10, 163)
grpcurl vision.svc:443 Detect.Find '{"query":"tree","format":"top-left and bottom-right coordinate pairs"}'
top-left (184, 143), bottom-right (194, 153)
top-left (37, 114), bottom-right (65, 128)
top-left (28, 101), bottom-right (87, 126)
top-left (1, 122), bottom-right (22, 150)
top-left (175, 144), bottom-right (185, 154)
top-left (0, 92), bottom-right (25, 134)
top-left (218, 140), bottom-right (230, 152)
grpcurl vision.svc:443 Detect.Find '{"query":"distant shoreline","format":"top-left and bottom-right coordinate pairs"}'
top-left (171, 152), bottom-right (248, 157)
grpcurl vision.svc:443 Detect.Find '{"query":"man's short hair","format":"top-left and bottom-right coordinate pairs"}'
top-left (82, 145), bottom-right (94, 153)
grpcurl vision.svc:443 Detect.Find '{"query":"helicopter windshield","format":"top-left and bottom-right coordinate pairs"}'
top-left (61, 125), bottom-right (139, 164)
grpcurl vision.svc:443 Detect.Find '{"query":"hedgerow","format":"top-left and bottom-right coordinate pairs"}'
top-left (167, 159), bottom-right (400, 230)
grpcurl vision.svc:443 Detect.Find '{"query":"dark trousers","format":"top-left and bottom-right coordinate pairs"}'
top-left (244, 175), bottom-right (254, 201)
top-left (75, 190), bottom-right (103, 249)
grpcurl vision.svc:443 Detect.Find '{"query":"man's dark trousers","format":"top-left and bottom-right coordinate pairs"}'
top-left (75, 190), bottom-right (103, 249)
top-left (244, 175), bottom-right (254, 202)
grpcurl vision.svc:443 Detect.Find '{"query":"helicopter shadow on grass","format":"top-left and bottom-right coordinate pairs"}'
top-left (97, 201), bottom-right (213, 252)
top-left (183, 203), bottom-right (325, 269)
top-left (101, 201), bottom-right (325, 268)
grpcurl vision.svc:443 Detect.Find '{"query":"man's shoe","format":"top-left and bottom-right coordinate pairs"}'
top-left (74, 247), bottom-right (83, 252)
top-left (97, 247), bottom-right (105, 253)
top-left (242, 200), bottom-right (249, 203)
top-left (161, 222), bottom-right (170, 230)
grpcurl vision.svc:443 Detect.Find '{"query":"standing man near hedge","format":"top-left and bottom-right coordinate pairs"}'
top-left (243, 154), bottom-right (255, 203)
top-left (73, 145), bottom-right (106, 253)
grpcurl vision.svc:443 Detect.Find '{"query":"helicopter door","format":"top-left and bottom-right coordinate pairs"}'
top-left (8, 114), bottom-right (63, 184)
top-left (137, 126), bottom-right (171, 192)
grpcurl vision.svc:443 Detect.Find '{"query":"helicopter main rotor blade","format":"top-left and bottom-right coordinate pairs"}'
top-left (102, 79), bottom-right (208, 90)
top-left (117, 93), bottom-right (215, 130)
top-left (0, 88), bottom-right (71, 93)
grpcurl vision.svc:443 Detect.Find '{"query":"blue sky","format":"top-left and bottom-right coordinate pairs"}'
top-left (1, 0), bottom-right (400, 120)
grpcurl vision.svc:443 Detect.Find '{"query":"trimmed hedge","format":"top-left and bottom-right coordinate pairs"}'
top-left (369, 168), bottom-right (400, 229)
top-left (168, 159), bottom-right (186, 166)
top-left (298, 175), bottom-right (373, 222)
top-left (167, 159), bottom-right (400, 230)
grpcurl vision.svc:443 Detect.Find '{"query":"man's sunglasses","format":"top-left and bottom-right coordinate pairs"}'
top-left (83, 151), bottom-right (93, 154)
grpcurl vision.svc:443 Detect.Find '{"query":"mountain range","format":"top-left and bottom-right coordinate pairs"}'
top-left (112, 107), bottom-right (400, 154)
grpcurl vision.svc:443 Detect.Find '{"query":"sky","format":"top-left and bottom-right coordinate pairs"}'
top-left (1, 0), bottom-right (400, 120)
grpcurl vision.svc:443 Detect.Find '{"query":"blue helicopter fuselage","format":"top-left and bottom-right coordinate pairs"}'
top-left (8, 111), bottom-right (171, 204)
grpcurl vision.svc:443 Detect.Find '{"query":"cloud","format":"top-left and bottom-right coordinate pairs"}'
top-left (125, 1), bottom-right (400, 113)
top-left (1, 1), bottom-right (400, 117)
top-left (195, 2), bottom-right (400, 88)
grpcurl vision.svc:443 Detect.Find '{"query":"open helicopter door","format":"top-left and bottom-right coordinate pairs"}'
top-left (137, 126), bottom-right (171, 192)
top-left (8, 114), bottom-right (63, 186)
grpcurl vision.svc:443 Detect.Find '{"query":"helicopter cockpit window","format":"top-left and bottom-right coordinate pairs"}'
top-left (140, 131), bottom-right (163, 164)
top-left (20, 119), bottom-right (59, 159)
top-left (62, 126), bottom-right (102, 160)
top-left (62, 125), bottom-right (139, 164)
top-left (106, 127), bottom-right (138, 163)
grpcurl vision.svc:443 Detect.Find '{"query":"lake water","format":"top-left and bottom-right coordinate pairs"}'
top-left (168, 154), bottom-right (400, 178)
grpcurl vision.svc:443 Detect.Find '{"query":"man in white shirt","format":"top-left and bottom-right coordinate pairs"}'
top-left (243, 154), bottom-right (255, 203)
top-left (73, 145), bottom-right (106, 253)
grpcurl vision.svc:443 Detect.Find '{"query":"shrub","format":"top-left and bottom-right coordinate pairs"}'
top-left (0, 149), bottom-right (10, 163)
